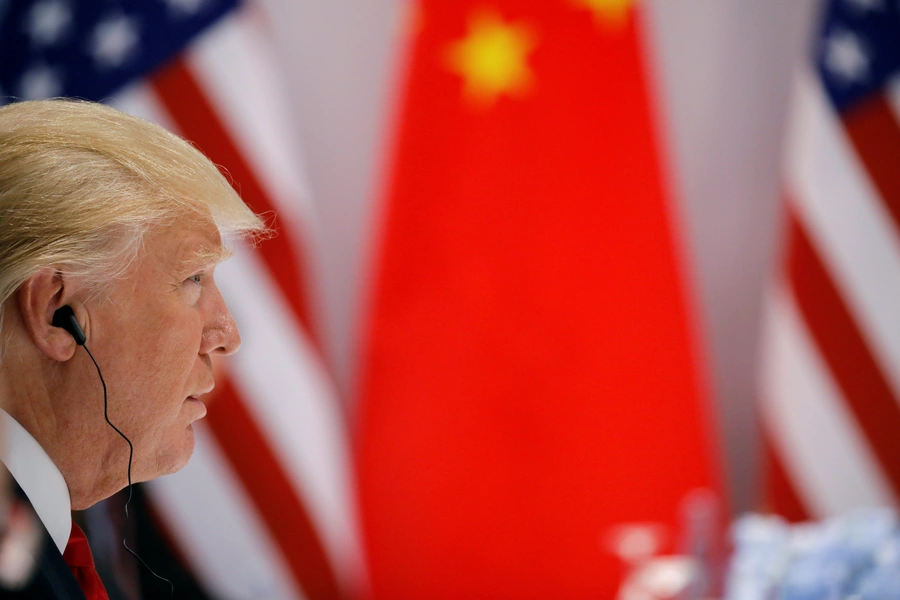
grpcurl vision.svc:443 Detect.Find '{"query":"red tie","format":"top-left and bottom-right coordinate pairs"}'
top-left (63, 523), bottom-right (110, 600)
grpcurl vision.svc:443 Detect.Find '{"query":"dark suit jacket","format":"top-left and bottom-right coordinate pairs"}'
top-left (0, 473), bottom-right (85, 600)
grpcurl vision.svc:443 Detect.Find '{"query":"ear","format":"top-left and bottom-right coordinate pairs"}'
top-left (17, 269), bottom-right (82, 362)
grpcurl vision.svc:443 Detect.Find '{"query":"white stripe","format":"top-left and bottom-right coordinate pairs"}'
top-left (148, 424), bottom-right (305, 600)
top-left (787, 68), bottom-right (900, 402)
top-left (217, 247), bottom-right (364, 592)
top-left (760, 284), bottom-right (896, 517)
top-left (185, 10), bottom-right (317, 238)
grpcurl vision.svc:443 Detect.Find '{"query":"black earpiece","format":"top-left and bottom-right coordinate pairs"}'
top-left (52, 305), bottom-right (86, 346)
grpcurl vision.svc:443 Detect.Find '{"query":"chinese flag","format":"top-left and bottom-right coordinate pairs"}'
top-left (356, 1), bottom-right (723, 598)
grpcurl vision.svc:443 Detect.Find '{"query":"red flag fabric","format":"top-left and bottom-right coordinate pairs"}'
top-left (760, 2), bottom-right (900, 520)
top-left (356, 1), bottom-right (723, 598)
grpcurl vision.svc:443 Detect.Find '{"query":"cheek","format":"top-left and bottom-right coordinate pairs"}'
top-left (132, 308), bottom-right (203, 366)
top-left (116, 330), bottom-right (200, 416)
top-left (106, 296), bottom-right (204, 399)
top-left (151, 339), bottom-right (200, 397)
top-left (124, 334), bottom-right (188, 385)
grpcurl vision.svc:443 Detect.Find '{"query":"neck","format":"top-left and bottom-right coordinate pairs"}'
top-left (0, 339), bottom-right (125, 510)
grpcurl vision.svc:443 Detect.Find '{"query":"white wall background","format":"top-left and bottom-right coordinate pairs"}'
top-left (257, 0), bottom-right (821, 513)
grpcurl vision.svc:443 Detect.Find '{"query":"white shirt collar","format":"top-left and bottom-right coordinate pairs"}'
top-left (0, 409), bottom-right (71, 553)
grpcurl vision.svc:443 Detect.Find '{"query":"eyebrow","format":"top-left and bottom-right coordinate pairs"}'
top-left (175, 243), bottom-right (233, 276)
top-left (193, 244), bottom-right (233, 264)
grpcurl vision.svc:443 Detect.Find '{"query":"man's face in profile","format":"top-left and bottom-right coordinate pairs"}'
top-left (72, 214), bottom-right (240, 484)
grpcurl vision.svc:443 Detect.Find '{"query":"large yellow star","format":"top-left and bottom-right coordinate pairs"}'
top-left (444, 9), bottom-right (537, 109)
top-left (573, 0), bottom-right (634, 28)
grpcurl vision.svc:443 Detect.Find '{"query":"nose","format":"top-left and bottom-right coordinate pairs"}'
top-left (201, 282), bottom-right (241, 356)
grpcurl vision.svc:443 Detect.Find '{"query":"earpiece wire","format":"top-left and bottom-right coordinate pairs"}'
top-left (82, 344), bottom-right (175, 597)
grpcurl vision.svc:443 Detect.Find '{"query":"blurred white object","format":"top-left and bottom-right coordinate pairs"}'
top-left (618, 556), bottom-right (701, 600)
top-left (725, 509), bottom-right (900, 600)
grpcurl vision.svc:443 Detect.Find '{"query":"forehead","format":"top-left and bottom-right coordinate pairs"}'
top-left (143, 215), bottom-right (228, 273)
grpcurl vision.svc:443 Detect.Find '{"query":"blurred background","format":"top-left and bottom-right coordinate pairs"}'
top-left (7, 0), bottom-right (900, 598)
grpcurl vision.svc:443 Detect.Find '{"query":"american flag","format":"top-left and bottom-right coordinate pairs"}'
top-left (0, 1), bottom-right (363, 598)
top-left (761, 0), bottom-right (900, 520)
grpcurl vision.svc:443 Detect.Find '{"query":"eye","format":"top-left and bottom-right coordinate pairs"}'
top-left (180, 273), bottom-right (204, 305)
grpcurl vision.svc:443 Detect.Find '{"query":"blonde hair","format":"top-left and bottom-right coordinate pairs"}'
top-left (0, 99), bottom-right (266, 334)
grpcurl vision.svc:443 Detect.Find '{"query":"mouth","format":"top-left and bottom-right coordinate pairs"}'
top-left (185, 379), bottom-right (215, 418)
top-left (185, 395), bottom-right (209, 421)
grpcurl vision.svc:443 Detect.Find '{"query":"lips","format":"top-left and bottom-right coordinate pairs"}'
top-left (185, 395), bottom-right (209, 420)
top-left (185, 379), bottom-right (215, 417)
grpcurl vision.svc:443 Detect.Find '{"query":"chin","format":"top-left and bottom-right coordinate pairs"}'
top-left (142, 428), bottom-right (196, 481)
top-left (168, 427), bottom-right (197, 474)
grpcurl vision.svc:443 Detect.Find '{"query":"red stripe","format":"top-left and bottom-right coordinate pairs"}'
top-left (842, 93), bottom-right (900, 235)
top-left (786, 209), bottom-right (900, 496)
top-left (150, 57), bottom-right (314, 334)
top-left (205, 376), bottom-right (344, 600)
top-left (761, 428), bottom-right (808, 522)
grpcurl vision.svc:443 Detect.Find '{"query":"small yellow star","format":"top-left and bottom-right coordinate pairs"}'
top-left (572, 0), bottom-right (634, 28)
top-left (444, 8), bottom-right (537, 109)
